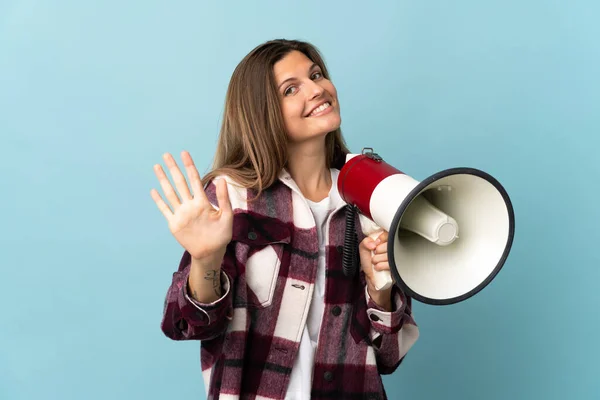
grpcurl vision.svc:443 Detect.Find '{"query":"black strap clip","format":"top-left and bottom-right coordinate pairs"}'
top-left (361, 147), bottom-right (382, 162)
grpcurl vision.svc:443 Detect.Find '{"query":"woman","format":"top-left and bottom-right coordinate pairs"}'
top-left (151, 39), bottom-right (419, 400)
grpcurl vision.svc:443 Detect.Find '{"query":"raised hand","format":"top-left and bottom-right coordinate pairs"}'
top-left (150, 151), bottom-right (233, 261)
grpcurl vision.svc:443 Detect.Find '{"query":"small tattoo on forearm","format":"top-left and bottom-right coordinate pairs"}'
top-left (204, 270), bottom-right (221, 297)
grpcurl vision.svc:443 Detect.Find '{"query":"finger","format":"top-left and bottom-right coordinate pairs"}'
top-left (374, 241), bottom-right (388, 255)
top-left (154, 163), bottom-right (181, 209)
top-left (360, 237), bottom-right (378, 251)
top-left (150, 188), bottom-right (173, 220)
top-left (180, 151), bottom-right (209, 203)
top-left (377, 231), bottom-right (389, 243)
top-left (368, 231), bottom-right (387, 249)
top-left (215, 178), bottom-right (232, 214)
top-left (163, 153), bottom-right (193, 201)
top-left (371, 253), bottom-right (388, 264)
top-left (373, 261), bottom-right (390, 272)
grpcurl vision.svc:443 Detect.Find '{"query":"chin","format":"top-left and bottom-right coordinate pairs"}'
top-left (288, 128), bottom-right (336, 144)
top-left (316, 113), bottom-right (342, 132)
top-left (287, 115), bottom-right (342, 142)
top-left (322, 120), bottom-right (342, 134)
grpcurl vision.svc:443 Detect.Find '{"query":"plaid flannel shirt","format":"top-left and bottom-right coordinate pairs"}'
top-left (160, 168), bottom-right (420, 400)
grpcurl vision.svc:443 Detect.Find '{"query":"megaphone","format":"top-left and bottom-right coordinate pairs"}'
top-left (338, 148), bottom-right (515, 305)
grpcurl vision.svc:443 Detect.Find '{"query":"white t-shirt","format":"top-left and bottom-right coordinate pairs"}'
top-left (285, 170), bottom-right (341, 399)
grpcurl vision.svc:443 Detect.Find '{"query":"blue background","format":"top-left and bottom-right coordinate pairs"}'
top-left (2, 0), bottom-right (599, 399)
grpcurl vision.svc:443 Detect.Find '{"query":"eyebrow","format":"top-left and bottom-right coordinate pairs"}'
top-left (277, 63), bottom-right (319, 90)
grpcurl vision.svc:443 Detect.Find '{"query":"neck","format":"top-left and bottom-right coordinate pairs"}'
top-left (286, 139), bottom-right (331, 202)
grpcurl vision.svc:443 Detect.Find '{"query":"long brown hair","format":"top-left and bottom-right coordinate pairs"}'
top-left (201, 39), bottom-right (350, 198)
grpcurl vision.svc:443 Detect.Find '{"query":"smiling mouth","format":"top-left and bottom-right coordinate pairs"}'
top-left (307, 102), bottom-right (331, 117)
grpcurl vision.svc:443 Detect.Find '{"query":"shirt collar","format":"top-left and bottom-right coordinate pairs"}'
top-left (278, 168), bottom-right (347, 210)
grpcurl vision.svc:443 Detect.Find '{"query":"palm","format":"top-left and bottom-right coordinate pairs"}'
top-left (151, 151), bottom-right (233, 260)
top-left (169, 198), bottom-right (232, 259)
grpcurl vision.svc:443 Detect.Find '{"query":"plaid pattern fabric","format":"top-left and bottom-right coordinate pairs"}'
top-left (160, 169), bottom-right (420, 399)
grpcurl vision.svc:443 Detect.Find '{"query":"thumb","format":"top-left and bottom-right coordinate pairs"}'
top-left (215, 178), bottom-right (232, 215)
top-left (359, 236), bottom-right (378, 252)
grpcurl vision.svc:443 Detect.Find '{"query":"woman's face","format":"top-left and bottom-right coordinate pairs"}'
top-left (273, 50), bottom-right (341, 144)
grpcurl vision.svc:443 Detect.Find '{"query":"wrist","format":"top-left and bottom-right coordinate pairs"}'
top-left (188, 249), bottom-right (226, 303)
top-left (191, 247), bottom-right (226, 269)
top-left (367, 284), bottom-right (393, 311)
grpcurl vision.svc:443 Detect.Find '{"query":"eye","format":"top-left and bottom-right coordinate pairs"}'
top-left (311, 71), bottom-right (323, 80)
top-left (284, 86), bottom-right (298, 96)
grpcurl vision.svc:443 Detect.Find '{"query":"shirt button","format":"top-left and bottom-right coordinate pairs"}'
top-left (331, 305), bottom-right (341, 316)
top-left (369, 313), bottom-right (380, 322)
top-left (248, 231), bottom-right (257, 240)
top-left (324, 371), bottom-right (333, 382)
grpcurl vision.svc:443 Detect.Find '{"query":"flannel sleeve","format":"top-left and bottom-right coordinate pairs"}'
top-left (160, 250), bottom-right (235, 341)
top-left (364, 285), bottom-right (420, 374)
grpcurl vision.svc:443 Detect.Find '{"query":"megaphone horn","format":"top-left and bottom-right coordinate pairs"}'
top-left (338, 148), bottom-right (515, 305)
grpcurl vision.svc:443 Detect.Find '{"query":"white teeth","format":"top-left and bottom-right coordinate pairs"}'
top-left (309, 102), bottom-right (330, 116)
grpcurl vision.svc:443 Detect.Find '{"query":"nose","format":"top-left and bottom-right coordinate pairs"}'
top-left (306, 79), bottom-right (325, 100)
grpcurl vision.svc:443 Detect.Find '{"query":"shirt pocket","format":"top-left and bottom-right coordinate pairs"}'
top-left (244, 242), bottom-right (286, 308)
top-left (232, 214), bottom-right (291, 309)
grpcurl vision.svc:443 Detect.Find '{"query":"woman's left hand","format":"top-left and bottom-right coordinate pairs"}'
top-left (359, 230), bottom-right (393, 311)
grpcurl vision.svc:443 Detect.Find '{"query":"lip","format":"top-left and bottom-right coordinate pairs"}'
top-left (305, 100), bottom-right (332, 117)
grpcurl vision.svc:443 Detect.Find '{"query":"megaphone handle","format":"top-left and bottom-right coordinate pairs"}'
top-left (355, 213), bottom-right (394, 291)
top-left (360, 227), bottom-right (393, 291)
